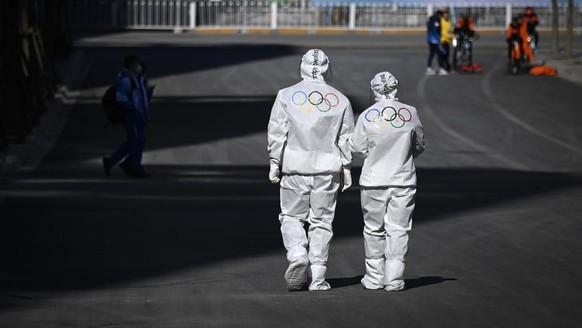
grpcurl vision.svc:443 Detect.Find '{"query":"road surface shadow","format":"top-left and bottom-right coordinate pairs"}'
top-left (405, 276), bottom-right (458, 291)
top-left (0, 166), bottom-right (580, 302)
top-left (328, 275), bottom-right (364, 289)
top-left (78, 44), bottom-right (301, 90)
top-left (327, 275), bottom-right (457, 290)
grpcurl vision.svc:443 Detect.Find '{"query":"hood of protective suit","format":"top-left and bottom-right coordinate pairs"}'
top-left (300, 49), bottom-right (329, 81)
top-left (371, 71), bottom-right (399, 101)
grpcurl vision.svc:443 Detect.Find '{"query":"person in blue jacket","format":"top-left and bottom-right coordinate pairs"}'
top-left (426, 10), bottom-right (447, 75)
top-left (102, 55), bottom-right (151, 178)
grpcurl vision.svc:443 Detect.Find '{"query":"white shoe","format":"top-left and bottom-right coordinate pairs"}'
top-left (437, 68), bottom-right (449, 75)
top-left (384, 284), bottom-right (406, 292)
top-left (309, 281), bottom-right (331, 291)
top-left (284, 260), bottom-right (308, 291)
top-left (425, 67), bottom-right (435, 75)
top-left (361, 276), bottom-right (384, 290)
top-left (308, 265), bottom-right (331, 291)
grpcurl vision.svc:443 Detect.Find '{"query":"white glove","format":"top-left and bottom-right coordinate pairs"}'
top-left (269, 162), bottom-right (280, 184)
top-left (342, 168), bottom-right (352, 192)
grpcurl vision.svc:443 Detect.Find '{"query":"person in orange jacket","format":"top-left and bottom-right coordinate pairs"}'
top-left (507, 17), bottom-right (524, 64)
top-left (518, 15), bottom-right (534, 62)
top-left (506, 16), bottom-right (533, 64)
top-left (507, 17), bottom-right (522, 60)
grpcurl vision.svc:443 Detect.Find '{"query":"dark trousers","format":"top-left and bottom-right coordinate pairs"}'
top-left (440, 42), bottom-right (451, 71)
top-left (427, 42), bottom-right (444, 68)
top-left (107, 122), bottom-right (146, 172)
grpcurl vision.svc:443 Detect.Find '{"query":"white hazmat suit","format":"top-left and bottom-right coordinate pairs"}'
top-left (267, 49), bottom-right (354, 291)
top-left (350, 71), bottom-right (425, 291)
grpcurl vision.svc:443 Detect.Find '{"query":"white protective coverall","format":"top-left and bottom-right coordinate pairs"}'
top-left (350, 71), bottom-right (425, 291)
top-left (267, 49), bottom-right (354, 291)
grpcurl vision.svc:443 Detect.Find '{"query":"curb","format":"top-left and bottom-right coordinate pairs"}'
top-left (537, 49), bottom-right (582, 85)
top-left (544, 57), bottom-right (582, 85)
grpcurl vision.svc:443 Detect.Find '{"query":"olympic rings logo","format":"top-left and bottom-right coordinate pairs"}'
top-left (291, 91), bottom-right (340, 113)
top-left (364, 106), bottom-right (412, 129)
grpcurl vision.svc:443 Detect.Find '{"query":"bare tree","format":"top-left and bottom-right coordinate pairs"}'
top-left (551, 0), bottom-right (559, 54)
top-left (566, 0), bottom-right (573, 58)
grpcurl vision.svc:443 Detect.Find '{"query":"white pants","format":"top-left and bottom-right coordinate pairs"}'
top-left (279, 174), bottom-right (340, 266)
top-left (360, 186), bottom-right (415, 290)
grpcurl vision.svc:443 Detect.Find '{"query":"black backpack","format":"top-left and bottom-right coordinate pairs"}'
top-left (101, 76), bottom-right (136, 125)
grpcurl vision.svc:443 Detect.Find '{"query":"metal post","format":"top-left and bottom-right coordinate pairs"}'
top-left (566, 0), bottom-right (573, 58)
top-left (427, 4), bottom-right (433, 17)
top-left (189, 1), bottom-right (196, 29)
top-left (243, 0), bottom-right (248, 31)
top-left (505, 3), bottom-right (512, 28)
top-left (271, 1), bottom-right (277, 30)
top-left (173, 0), bottom-right (182, 32)
top-left (349, 3), bottom-right (356, 30)
top-left (176, 1), bottom-right (181, 28)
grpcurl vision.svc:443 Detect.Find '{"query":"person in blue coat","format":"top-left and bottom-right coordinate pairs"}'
top-left (102, 55), bottom-right (151, 178)
top-left (426, 10), bottom-right (447, 75)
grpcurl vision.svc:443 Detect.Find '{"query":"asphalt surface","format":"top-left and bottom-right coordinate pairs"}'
top-left (1, 32), bottom-right (582, 327)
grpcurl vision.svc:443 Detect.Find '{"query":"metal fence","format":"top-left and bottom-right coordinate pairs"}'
top-left (68, 0), bottom-right (194, 29)
top-left (67, 0), bottom-right (582, 31)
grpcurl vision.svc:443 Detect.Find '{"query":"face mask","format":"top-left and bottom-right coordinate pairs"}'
top-left (135, 65), bottom-right (143, 75)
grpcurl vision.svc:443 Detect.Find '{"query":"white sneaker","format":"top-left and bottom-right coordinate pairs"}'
top-left (384, 284), bottom-right (406, 292)
top-left (284, 260), bottom-right (308, 291)
top-left (437, 68), bottom-right (449, 75)
top-left (425, 67), bottom-right (435, 75)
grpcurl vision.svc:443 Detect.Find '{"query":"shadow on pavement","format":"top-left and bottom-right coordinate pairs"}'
top-left (328, 275), bottom-right (364, 289)
top-left (327, 275), bottom-right (457, 290)
top-left (1, 165), bottom-right (581, 300)
top-left (405, 276), bottom-right (458, 291)
top-left (79, 44), bottom-right (302, 91)
top-left (39, 95), bottom-right (370, 166)
top-left (42, 96), bottom-right (277, 165)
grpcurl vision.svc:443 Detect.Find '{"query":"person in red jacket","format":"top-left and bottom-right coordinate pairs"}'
top-left (453, 15), bottom-right (482, 72)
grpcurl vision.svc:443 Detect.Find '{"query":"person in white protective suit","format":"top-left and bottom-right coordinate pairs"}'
top-left (267, 49), bottom-right (354, 291)
top-left (350, 71), bottom-right (425, 292)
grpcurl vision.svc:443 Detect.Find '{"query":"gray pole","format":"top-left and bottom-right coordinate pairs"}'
top-left (565, 0), bottom-right (573, 58)
top-left (551, 0), bottom-right (559, 54)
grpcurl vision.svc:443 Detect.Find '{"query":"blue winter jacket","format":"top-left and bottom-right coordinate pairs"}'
top-left (115, 70), bottom-right (149, 125)
top-left (426, 15), bottom-right (441, 44)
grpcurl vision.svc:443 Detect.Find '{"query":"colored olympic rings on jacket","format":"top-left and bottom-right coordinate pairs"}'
top-left (365, 107), bottom-right (413, 128)
top-left (365, 109), bottom-right (388, 128)
top-left (291, 91), bottom-right (339, 113)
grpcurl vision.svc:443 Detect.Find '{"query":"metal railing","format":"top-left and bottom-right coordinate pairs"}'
top-left (67, 0), bottom-right (582, 31)
top-left (354, 5), bottom-right (429, 30)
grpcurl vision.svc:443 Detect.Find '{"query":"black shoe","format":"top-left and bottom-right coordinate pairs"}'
top-left (119, 161), bottom-right (151, 178)
top-left (119, 160), bottom-right (132, 176)
top-left (132, 171), bottom-right (152, 178)
top-left (102, 157), bottom-right (112, 177)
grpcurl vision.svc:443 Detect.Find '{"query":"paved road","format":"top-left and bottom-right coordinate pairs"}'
top-left (1, 32), bottom-right (582, 327)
